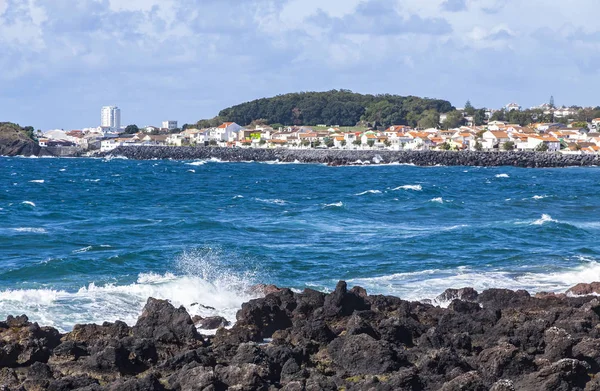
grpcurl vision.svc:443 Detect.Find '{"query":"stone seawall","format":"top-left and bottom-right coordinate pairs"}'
top-left (101, 146), bottom-right (600, 167)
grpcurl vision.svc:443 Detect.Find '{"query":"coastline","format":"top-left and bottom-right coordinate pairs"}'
top-left (4, 281), bottom-right (600, 390)
top-left (99, 146), bottom-right (600, 168)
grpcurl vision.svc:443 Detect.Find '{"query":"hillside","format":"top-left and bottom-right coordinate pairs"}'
top-left (0, 122), bottom-right (40, 156)
top-left (206, 90), bottom-right (454, 128)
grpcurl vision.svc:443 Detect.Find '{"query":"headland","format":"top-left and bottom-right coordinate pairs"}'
top-left (3, 281), bottom-right (600, 390)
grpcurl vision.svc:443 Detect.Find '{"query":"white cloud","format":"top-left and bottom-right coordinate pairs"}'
top-left (1, 0), bottom-right (600, 129)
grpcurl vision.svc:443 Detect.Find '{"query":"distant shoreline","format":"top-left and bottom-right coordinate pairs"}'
top-left (97, 146), bottom-right (600, 168)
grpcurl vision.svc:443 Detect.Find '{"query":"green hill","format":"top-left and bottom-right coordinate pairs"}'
top-left (199, 90), bottom-right (454, 128)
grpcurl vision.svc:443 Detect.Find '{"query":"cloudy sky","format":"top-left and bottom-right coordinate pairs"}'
top-left (1, 0), bottom-right (599, 129)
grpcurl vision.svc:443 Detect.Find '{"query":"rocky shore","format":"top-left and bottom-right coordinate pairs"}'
top-left (100, 146), bottom-right (600, 168)
top-left (4, 282), bottom-right (600, 390)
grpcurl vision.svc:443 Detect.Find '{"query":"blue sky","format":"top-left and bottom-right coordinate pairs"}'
top-left (1, 0), bottom-right (599, 130)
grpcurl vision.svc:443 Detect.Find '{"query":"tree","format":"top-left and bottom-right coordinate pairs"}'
top-left (124, 125), bottom-right (139, 134)
top-left (367, 139), bottom-right (375, 148)
top-left (473, 109), bottom-right (486, 126)
top-left (536, 142), bottom-right (549, 152)
top-left (464, 100), bottom-right (475, 116)
top-left (417, 110), bottom-right (440, 129)
top-left (442, 110), bottom-right (465, 129)
top-left (313, 139), bottom-right (321, 147)
top-left (440, 142), bottom-right (452, 150)
top-left (474, 141), bottom-right (483, 151)
top-left (503, 141), bottom-right (515, 151)
top-left (353, 139), bottom-right (362, 147)
top-left (209, 140), bottom-right (218, 146)
top-left (490, 110), bottom-right (506, 122)
top-left (341, 140), bottom-right (347, 147)
top-left (549, 95), bottom-right (555, 108)
top-left (324, 137), bottom-right (334, 148)
top-left (301, 140), bottom-right (310, 147)
top-left (384, 139), bottom-right (391, 147)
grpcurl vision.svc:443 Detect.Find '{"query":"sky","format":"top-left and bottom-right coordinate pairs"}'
top-left (1, 0), bottom-right (599, 130)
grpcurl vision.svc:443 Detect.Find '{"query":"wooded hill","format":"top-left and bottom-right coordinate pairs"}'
top-left (200, 90), bottom-right (454, 129)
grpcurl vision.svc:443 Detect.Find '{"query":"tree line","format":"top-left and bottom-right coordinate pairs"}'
top-left (196, 90), bottom-right (454, 128)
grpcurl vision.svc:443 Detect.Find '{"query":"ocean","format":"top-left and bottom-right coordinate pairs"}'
top-left (1, 156), bottom-right (600, 332)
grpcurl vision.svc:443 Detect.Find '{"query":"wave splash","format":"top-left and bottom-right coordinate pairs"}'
top-left (348, 259), bottom-right (600, 305)
top-left (532, 214), bottom-right (558, 225)
top-left (0, 248), bottom-right (259, 333)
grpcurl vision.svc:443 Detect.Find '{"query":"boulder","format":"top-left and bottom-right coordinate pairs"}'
top-left (327, 334), bottom-right (402, 376)
top-left (133, 298), bottom-right (201, 344)
top-left (567, 282), bottom-right (600, 296)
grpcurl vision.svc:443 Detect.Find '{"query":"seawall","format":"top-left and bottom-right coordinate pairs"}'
top-left (101, 146), bottom-right (600, 167)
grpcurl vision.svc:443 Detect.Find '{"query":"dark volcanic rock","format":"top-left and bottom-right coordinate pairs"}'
top-left (567, 282), bottom-right (600, 296)
top-left (192, 316), bottom-right (231, 330)
top-left (100, 146), bottom-right (600, 168)
top-left (133, 298), bottom-right (201, 344)
top-left (7, 281), bottom-right (600, 390)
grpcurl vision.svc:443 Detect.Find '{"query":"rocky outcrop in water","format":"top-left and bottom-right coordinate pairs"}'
top-left (0, 123), bottom-right (40, 157)
top-left (4, 283), bottom-right (600, 390)
top-left (101, 146), bottom-right (600, 167)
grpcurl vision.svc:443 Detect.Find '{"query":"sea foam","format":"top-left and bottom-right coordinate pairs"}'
top-left (355, 190), bottom-right (382, 196)
top-left (0, 248), bottom-right (260, 333)
top-left (392, 185), bottom-right (422, 191)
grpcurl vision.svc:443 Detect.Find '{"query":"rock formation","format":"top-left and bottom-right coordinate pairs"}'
top-left (4, 284), bottom-right (600, 390)
top-left (0, 123), bottom-right (40, 157)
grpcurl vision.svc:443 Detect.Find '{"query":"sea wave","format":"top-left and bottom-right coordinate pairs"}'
top-left (12, 227), bottom-right (47, 234)
top-left (355, 190), bottom-right (382, 196)
top-left (255, 198), bottom-right (288, 205)
top-left (532, 214), bottom-right (558, 225)
top-left (495, 174), bottom-right (510, 178)
top-left (29, 179), bottom-right (45, 183)
top-left (22, 201), bottom-right (36, 207)
top-left (0, 248), bottom-right (259, 333)
top-left (323, 202), bottom-right (344, 208)
top-left (391, 185), bottom-right (422, 191)
top-left (348, 260), bottom-right (600, 305)
top-left (430, 197), bottom-right (444, 204)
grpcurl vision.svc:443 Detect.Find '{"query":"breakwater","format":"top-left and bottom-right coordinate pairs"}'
top-left (101, 146), bottom-right (600, 167)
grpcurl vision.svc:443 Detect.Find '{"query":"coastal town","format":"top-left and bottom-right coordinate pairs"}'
top-left (35, 103), bottom-right (600, 156)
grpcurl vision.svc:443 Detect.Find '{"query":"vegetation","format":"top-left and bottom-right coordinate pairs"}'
top-left (503, 141), bottom-right (515, 151)
top-left (123, 125), bottom-right (139, 134)
top-left (199, 90), bottom-right (453, 128)
top-left (0, 122), bottom-right (37, 141)
top-left (536, 143), bottom-right (549, 152)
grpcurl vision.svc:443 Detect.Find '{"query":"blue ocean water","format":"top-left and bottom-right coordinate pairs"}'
top-left (1, 156), bottom-right (600, 331)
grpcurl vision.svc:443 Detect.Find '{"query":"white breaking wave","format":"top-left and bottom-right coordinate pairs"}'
top-left (187, 161), bottom-right (206, 166)
top-left (532, 195), bottom-right (549, 200)
top-left (22, 201), bottom-right (36, 207)
top-left (233, 195), bottom-right (244, 199)
top-left (495, 174), bottom-right (510, 178)
top-left (29, 180), bottom-right (45, 183)
top-left (430, 197), bottom-right (444, 204)
top-left (323, 202), bottom-right (344, 208)
top-left (392, 185), bottom-right (422, 192)
top-left (59, 169), bottom-right (66, 172)
top-left (187, 169), bottom-right (196, 173)
top-left (0, 248), bottom-right (260, 333)
top-left (355, 190), bottom-right (382, 196)
top-left (85, 179), bottom-right (101, 182)
top-left (347, 260), bottom-right (600, 305)
top-left (532, 214), bottom-right (557, 225)
top-left (255, 198), bottom-right (288, 205)
top-left (72, 246), bottom-right (93, 254)
top-left (12, 227), bottom-right (47, 234)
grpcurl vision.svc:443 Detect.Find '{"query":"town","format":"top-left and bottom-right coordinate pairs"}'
top-left (36, 103), bottom-right (600, 156)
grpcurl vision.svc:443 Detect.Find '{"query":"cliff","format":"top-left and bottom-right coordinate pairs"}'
top-left (101, 146), bottom-right (600, 168)
top-left (0, 122), bottom-right (40, 156)
top-left (3, 282), bottom-right (600, 390)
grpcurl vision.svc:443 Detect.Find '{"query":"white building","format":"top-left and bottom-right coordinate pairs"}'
top-left (101, 106), bottom-right (121, 129)
top-left (162, 121), bottom-right (178, 130)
